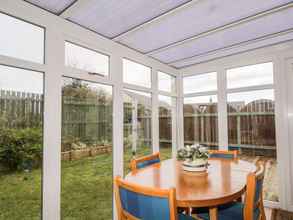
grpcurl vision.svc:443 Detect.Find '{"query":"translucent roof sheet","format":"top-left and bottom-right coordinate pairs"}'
top-left (68, 0), bottom-right (190, 38)
top-left (25, 0), bottom-right (76, 14)
top-left (151, 7), bottom-right (293, 64)
top-left (118, 0), bottom-right (292, 53)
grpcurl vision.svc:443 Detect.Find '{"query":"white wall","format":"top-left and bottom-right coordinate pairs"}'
top-left (0, 1), bottom-right (179, 219)
top-left (180, 41), bottom-right (293, 211)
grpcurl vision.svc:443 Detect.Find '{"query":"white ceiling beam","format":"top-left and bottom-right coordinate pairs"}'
top-left (146, 2), bottom-right (293, 56)
top-left (112, 0), bottom-right (198, 41)
top-left (60, 0), bottom-right (92, 18)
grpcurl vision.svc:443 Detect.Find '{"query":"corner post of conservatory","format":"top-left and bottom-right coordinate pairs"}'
top-left (42, 28), bottom-right (63, 220)
top-left (177, 72), bottom-right (184, 149)
top-left (152, 68), bottom-right (160, 153)
top-left (217, 68), bottom-right (228, 150)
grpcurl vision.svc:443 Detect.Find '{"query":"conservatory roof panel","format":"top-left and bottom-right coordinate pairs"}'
top-left (25, 0), bottom-right (76, 14)
top-left (117, 0), bottom-right (293, 53)
top-left (151, 7), bottom-right (293, 65)
top-left (67, 0), bottom-right (190, 38)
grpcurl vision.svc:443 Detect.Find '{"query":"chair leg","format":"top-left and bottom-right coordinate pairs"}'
top-left (260, 202), bottom-right (266, 220)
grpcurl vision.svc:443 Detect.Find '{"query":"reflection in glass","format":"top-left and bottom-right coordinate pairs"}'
top-left (227, 89), bottom-right (278, 201)
top-left (123, 59), bottom-right (151, 88)
top-left (183, 72), bottom-right (217, 94)
top-left (65, 42), bottom-right (109, 76)
top-left (0, 13), bottom-right (44, 63)
top-left (227, 62), bottom-right (273, 89)
top-left (0, 65), bottom-right (43, 219)
top-left (183, 95), bottom-right (218, 149)
top-left (61, 78), bottom-right (113, 219)
top-left (159, 95), bottom-right (175, 160)
top-left (123, 89), bottom-right (152, 174)
top-left (158, 71), bottom-right (176, 93)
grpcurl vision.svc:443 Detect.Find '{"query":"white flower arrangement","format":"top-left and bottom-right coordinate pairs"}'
top-left (177, 144), bottom-right (209, 162)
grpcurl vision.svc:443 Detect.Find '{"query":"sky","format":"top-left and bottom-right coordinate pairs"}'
top-left (0, 65), bottom-right (43, 94)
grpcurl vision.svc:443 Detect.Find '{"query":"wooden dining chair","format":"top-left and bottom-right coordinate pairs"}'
top-left (208, 150), bottom-right (238, 159)
top-left (114, 176), bottom-right (195, 220)
top-left (130, 152), bottom-right (161, 171)
top-left (197, 164), bottom-right (266, 220)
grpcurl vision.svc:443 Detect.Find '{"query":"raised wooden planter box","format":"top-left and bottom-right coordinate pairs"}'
top-left (62, 151), bottom-right (71, 161)
top-left (61, 146), bottom-right (112, 161)
top-left (71, 148), bottom-right (91, 160)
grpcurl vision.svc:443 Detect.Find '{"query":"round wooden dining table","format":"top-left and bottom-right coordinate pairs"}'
top-left (125, 158), bottom-right (256, 220)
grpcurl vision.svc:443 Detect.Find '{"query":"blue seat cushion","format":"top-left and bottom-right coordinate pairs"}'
top-left (178, 213), bottom-right (195, 220)
top-left (137, 158), bottom-right (160, 169)
top-left (209, 154), bottom-right (234, 159)
top-left (197, 202), bottom-right (243, 220)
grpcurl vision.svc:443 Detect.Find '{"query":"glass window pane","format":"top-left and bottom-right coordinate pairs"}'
top-left (0, 13), bottom-right (44, 63)
top-left (183, 95), bottom-right (218, 149)
top-left (123, 89), bottom-right (152, 174)
top-left (158, 71), bottom-right (176, 93)
top-left (0, 65), bottom-right (43, 218)
top-left (159, 95), bottom-right (175, 160)
top-left (65, 42), bottom-right (109, 76)
top-left (123, 59), bottom-right (151, 88)
top-left (61, 78), bottom-right (113, 219)
top-left (183, 72), bottom-right (217, 94)
top-left (227, 62), bottom-right (274, 89)
top-left (227, 89), bottom-right (278, 202)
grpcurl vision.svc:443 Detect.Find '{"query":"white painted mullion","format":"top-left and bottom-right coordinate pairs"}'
top-left (123, 83), bottom-right (153, 93)
top-left (277, 57), bottom-right (293, 211)
top-left (217, 69), bottom-right (228, 150)
top-left (0, 55), bottom-right (46, 72)
top-left (152, 68), bottom-right (159, 153)
top-left (42, 29), bottom-right (63, 220)
top-left (226, 84), bottom-right (274, 94)
top-left (177, 73), bottom-right (184, 149)
top-left (111, 55), bottom-right (124, 220)
top-left (171, 97), bottom-right (177, 158)
top-left (111, 55), bottom-right (124, 177)
top-left (184, 90), bottom-right (218, 98)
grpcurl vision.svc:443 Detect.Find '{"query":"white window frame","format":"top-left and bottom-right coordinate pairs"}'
top-left (0, 1), bottom-right (179, 220)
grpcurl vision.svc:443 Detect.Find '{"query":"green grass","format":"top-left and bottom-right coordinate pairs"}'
top-left (0, 146), bottom-right (172, 220)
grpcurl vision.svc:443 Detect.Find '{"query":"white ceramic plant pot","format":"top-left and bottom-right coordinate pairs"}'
top-left (182, 159), bottom-right (208, 172)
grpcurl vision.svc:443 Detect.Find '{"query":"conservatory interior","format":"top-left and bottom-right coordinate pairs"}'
top-left (0, 0), bottom-right (293, 220)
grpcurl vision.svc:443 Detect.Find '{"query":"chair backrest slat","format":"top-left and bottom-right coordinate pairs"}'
top-left (114, 176), bottom-right (177, 220)
top-left (130, 152), bottom-right (161, 171)
top-left (208, 150), bottom-right (238, 159)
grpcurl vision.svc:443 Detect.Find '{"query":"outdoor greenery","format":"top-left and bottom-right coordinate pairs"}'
top-left (0, 127), bottom-right (42, 171)
top-left (0, 146), bottom-right (172, 220)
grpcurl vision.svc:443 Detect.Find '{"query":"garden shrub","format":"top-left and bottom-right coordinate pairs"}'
top-left (0, 127), bottom-right (42, 171)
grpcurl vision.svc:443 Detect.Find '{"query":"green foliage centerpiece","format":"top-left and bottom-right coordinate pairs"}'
top-left (177, 144), bottom-right (209, 172)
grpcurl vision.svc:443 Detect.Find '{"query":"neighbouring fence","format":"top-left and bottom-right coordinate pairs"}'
top-left (183, 99), bottom-right (276, 156)
top-left (0, 90), bottom-right (43, 128)
top-left (0, 89), bottom-right (276, 155)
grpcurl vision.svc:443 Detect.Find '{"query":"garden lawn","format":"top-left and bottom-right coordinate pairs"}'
top-left (0, 146), bottom-right (172, 220)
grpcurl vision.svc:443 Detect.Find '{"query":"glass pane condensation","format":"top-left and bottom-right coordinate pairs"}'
top-left (184, 72), bottom-right (217, 94)
top-left (0, 65), bottom-right (43, 219)
top-left (65, 42), bottom-right (109, 76)
top-left (61, 78), bottom-right (113, 219)
top-left (158, 71), bottom-right (176, 93)
top-left (183, 95), bottom-right (218, 149)
top-left (123, 89), bottom-right (152, 174)
top-left (123, 59), bottom-right (151, 88)
top-left (159, 95), bottom-right (175, 160)
top-left (227, 62), bottom-right (274, 89)
top-left (0, 13), bottom-right (44, 63)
